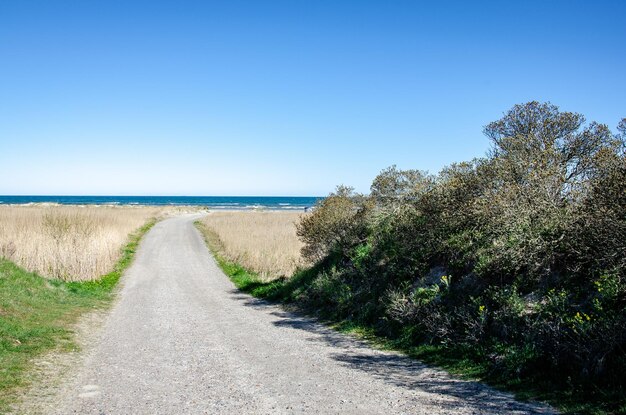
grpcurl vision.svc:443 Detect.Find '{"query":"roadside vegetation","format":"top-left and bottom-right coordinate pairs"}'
top-left (199, 211), bottom-right (305, 279)
top-left (0, 213), bottom-right (156, 413)
top-left (0, 206), bottom-right (162, 281)
top-left (199, 102), bottom-right (626, 415)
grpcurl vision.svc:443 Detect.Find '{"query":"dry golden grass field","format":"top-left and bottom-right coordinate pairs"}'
top-left (200, 211), bottom-right (305, 279)
top-left (0, 205), bottom-right (163, 281)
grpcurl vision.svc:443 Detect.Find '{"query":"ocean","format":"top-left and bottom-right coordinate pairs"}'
top-left (0, 196), bottom-right (321, 211)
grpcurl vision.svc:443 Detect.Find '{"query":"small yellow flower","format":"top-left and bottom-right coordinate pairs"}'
top-left (574, 312), bottom-right (583, 324)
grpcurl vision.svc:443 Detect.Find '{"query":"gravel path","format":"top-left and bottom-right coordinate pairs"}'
top-left (55, 214), bottom-right (556, 414)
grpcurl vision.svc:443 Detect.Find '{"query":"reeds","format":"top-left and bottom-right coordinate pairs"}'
top-left (200, 211), bottom-right (305, 279)
top-left (0, 205), bottom-right (160, 281)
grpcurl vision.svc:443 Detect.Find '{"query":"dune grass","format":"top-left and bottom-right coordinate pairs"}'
top-left (0, 206), bottom-right (163, 281)
top-left (0, 218), bottom-right (155, 413)
top-left (198, 211), bottom-right (305, 279)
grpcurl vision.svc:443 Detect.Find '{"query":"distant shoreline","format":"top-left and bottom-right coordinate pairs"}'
top-left (0, 196), bottom-right (320, 211)
top-left (0, 203), bottom-right (309, 212)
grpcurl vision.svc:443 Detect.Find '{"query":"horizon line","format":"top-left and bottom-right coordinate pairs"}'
top-left (0, 194), bottom-right (324, 198)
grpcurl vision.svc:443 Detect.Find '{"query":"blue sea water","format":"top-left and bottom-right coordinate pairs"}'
top-left (0, 196), bottom-right (321, 211)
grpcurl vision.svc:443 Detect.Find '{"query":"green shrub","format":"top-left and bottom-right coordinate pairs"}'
top-left (296, 185), bottom-right (373, 262)
top-left (292, 102), bottom-right (626, 413)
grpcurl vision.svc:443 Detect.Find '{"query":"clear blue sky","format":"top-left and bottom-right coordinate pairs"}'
top-left (1, 0), bottom-right (624, 196)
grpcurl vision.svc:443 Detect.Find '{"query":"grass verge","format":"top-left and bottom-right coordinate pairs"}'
top-left (195, 220), bottom-right (623, 415)
top-left (0, 219), bottom-right (156, 413)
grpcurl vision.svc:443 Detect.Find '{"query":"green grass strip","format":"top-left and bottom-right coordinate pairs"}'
top-left (0, 218), bottom-right (156, 413)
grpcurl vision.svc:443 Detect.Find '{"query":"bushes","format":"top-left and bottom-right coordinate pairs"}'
top-left (296, 185), bottom-right (372, 262)
top-left (295, 102), bottom-right (625, 412)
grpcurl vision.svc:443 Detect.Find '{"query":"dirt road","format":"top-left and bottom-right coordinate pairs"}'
top-left (54, 214), bottom-right (555, 414)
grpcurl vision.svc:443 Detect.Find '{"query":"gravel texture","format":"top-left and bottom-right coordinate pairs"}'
top-left (54, 214), bottom-right (557, 414)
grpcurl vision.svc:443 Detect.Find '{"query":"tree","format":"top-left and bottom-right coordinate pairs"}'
top-left (296, 185), bottom-right (370, 262)
top-left (473, 102), bottom-right (621, 280)
top-left (370, 165), bottom-right (429, 202)
top-left (484, 101), bottom-right (618, 204)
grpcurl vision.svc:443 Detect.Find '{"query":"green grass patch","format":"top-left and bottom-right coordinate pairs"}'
top-left (0, 219), bottom-right (156, 413)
